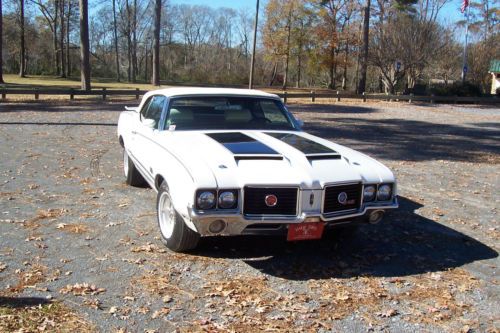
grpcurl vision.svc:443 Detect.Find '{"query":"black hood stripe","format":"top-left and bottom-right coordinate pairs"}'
top-left (206, 132), bottom-right (280, 156)
top-left (265, 132), bottom-right (341, 159)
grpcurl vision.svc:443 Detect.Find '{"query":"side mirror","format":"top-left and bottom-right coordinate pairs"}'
top-left (125, 106), bottom-right (139, 113)
top-left (142, 118), bottom-right (156, 129)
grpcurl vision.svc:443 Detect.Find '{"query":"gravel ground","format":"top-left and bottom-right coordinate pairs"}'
top-left (0, 99), bottom-right (498, 333)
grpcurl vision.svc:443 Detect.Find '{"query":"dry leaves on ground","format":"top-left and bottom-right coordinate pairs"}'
top-left (59, 283), bottom-right (106, 296)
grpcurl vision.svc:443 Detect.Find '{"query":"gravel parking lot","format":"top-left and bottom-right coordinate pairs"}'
top-left (0, 99), bottom-right (498, 332)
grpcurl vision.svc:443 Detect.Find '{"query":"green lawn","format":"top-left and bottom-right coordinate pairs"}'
top-left (1, 74), bottom-right (166, 90)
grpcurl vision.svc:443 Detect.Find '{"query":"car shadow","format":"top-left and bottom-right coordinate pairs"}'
top-left (193, 196), bottom-right (498, 280)
top-left (0, 296), bottom-right (51, 308)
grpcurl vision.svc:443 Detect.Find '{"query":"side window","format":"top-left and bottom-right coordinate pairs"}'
top-left (139, 97), bottom-right (153, 119)
top-left (260, 100), bottom-right (290, 124)
top-left (141, 96), bottom-right (166, 129)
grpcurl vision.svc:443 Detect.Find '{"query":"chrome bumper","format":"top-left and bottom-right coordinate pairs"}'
top-left (187, 198), bottom-right (398, 236)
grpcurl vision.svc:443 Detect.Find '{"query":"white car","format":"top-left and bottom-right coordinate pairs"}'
top-left (118, 88), bottom-right (398, 252)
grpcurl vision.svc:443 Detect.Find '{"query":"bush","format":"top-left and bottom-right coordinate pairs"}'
top-left (428, 82), bottom-right (483, 97)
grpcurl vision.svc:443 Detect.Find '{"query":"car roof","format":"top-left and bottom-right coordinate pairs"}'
top-left (144, 87), bottom-right (280, 99)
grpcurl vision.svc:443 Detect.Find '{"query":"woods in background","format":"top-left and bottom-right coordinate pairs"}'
top-left (0, 0), bottom-right (498, 93)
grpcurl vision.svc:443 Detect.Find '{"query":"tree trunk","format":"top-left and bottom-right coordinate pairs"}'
top-left (269, 62), bottom-right (277, 86)
top-left (329, 46), bottom-right (335, 89)
top-left (112, 0), bottom-right (120, 81)
top-left (282, 16), bottom-right (292, 90)
top-left (126, 0), bottom-right (132, 82)
top-left (59, 0), bottom-right (66, 78)
top-left (357, 0), bottom-right (370, 94)
top-left (79, 0), bottom-right (91, 90)
top-left (151, 0), bottom-right (161, 86)
top-left (66, 0), bottom-right (71, 77)
top-left (54, 0), bottom-right (60, 76)
top-left (0, 0), bottom-right (4, 83)
top-left (132, 0), bottom-right (137, 82)
top-left (19, 0), bottom-right (26, 77)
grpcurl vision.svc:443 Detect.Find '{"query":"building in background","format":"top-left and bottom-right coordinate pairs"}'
top-left (489, 60), bottom-right (500, 95)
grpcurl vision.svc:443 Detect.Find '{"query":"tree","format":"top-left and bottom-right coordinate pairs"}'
top-left (19, 0), bottom-right (26, 77)
top-left (0, 0), bottom-right (4, 83)
top-left (151, 0), bottom-right (160, 85)
top-left (112, 0), bottom-right (120, 81)
top-left (30, 0), bottom-right (60, 75)
top-left (79, 0), bottom-right (90, 90)
top-left (357, 0), bottom-right (370, 93)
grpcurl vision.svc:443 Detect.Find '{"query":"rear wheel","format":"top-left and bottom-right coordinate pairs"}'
top-left (123, 148), bottom-right (146, 186)
top-left (157, 182), bottom-right (200, 252)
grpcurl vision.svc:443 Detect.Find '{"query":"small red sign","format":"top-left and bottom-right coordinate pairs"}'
top-left (287, 222), bottom-right (325, 241)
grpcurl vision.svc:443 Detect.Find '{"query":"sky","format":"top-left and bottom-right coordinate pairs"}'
top-left (171, 0), bottom-right (468, 24)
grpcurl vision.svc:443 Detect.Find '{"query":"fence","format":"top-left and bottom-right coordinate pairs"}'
top-left (0, 88), bottom-right (498, 104)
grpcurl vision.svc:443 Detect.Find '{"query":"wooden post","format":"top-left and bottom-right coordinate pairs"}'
top-left (1, 89), bottom-right (5, 100)
top-left (283, 91), bottom-right (288, 104)
top-left (431, 94), bottom-right (435, 104)
top-left (454, 95), bottom-right (458, 104)
top-left (409, 93), bottom-right (413, 103)
top-left (311, 90), bottom-right (315, 103)
top-left (35, 89), bottom-right (39, 100)
top-left (70, 88), bottom-right (74, 100)
top-left (336, 90), bottom-right (340, 102)
top-left (135, 88), bottom-right (140, 100)
top-left (362, 92), bottom-right (366, 102)
top-left (102, 87), bottom-right (107, 100)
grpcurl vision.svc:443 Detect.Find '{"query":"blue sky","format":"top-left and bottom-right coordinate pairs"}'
top-left (171, 0), bottom-right (467, 24)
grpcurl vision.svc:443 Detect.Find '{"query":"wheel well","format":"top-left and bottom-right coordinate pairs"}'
top-left (155, 175), bottom-right (166, 191)
top-left (119, 136), bottom-right (124, 148)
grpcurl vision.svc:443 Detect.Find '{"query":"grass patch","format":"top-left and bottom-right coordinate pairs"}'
top-left (0, 300), bottom-right (93, 332)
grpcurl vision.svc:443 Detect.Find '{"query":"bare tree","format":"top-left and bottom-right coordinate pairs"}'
top-left (0, 0), bottom-right (4, 83)
top-left (30, 0), bottom-right (60, 75)
top-left (79, 0), bottom-right (90, 90)
top-left (59, 0), bottom-right (65, 77)
top-left (151, 0), bottom-right (160, 85)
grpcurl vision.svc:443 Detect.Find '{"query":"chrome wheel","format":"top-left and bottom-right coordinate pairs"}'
top-left (123, 149), bottom-right (129, 177)
top-left (158, 191), bottom-right (175, 239)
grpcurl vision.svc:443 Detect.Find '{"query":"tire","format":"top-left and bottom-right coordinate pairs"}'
top-left (156, 182), bottom-right (200, 252)
top-left (123, 148), bottom-right (146, 187)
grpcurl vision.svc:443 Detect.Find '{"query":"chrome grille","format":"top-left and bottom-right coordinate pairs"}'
top-left (323, 183), bottom-right (362, 214)
top-left (243, 187), bottom-right (298, 216)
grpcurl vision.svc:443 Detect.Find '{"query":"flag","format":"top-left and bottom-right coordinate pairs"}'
top-left (461, 0), bottom-right (469, 13)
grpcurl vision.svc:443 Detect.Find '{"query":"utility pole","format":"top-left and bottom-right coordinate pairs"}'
top-left (249, 0), bottom-right (260, 89)
top-left (152, 0), bottom-right (161, 86)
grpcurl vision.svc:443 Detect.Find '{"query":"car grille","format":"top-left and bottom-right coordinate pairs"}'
top-left (243, 187), bottom-right (298, 216)
top-left (323, 183), bottom-right (362, 214)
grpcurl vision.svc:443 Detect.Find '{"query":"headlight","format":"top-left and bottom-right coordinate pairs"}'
top-left (363, 185), bottom-right (376, 202)
top-left (218, 191), bottom-right (237, 209)
top-left (196, 191), bottom-right (216, 210)
top-left (377, 184), bottom-right (392, 201)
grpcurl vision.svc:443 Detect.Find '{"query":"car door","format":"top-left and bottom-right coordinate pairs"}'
top-left (134, 95), bottom-right (167, 181)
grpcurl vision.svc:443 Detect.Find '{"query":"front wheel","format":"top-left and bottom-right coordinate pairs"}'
top-left (123, 148), bottom-right (146, 186)
top-left (157, 182), bottom-right (200, 252)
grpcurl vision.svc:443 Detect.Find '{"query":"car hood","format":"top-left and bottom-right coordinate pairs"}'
top-left (154, 130), bottom-right (395, 189)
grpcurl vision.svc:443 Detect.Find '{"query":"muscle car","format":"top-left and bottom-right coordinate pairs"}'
top-left (117, 88), bottom-right (398, 251)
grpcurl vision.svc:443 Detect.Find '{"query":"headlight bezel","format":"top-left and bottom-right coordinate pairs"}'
top-left (196, 190), bottom-right (216, 210)
top-left (195, 189), bottom-right (239, 210)
top-left (363, 183), bottom-right (394, 203)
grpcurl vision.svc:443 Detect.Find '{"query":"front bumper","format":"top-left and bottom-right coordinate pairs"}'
top-left (187, 197), bottom-right (398, 236)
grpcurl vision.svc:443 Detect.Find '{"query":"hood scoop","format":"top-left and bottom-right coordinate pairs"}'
top-left (234, 154), bottom-right (283, 161)
top-left (306, 153), bottom-right (342, 161)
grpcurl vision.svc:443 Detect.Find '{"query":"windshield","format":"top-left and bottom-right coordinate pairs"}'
top-left (165, 97), bottom-right (297, 131)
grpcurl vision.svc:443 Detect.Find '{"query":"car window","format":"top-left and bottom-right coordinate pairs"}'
top-left (165, 97), bottom-right (297, 131)
top-left (141, 95), bottom-right (166, 129)
top-left (260, 100), bottom-right (291, 125)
